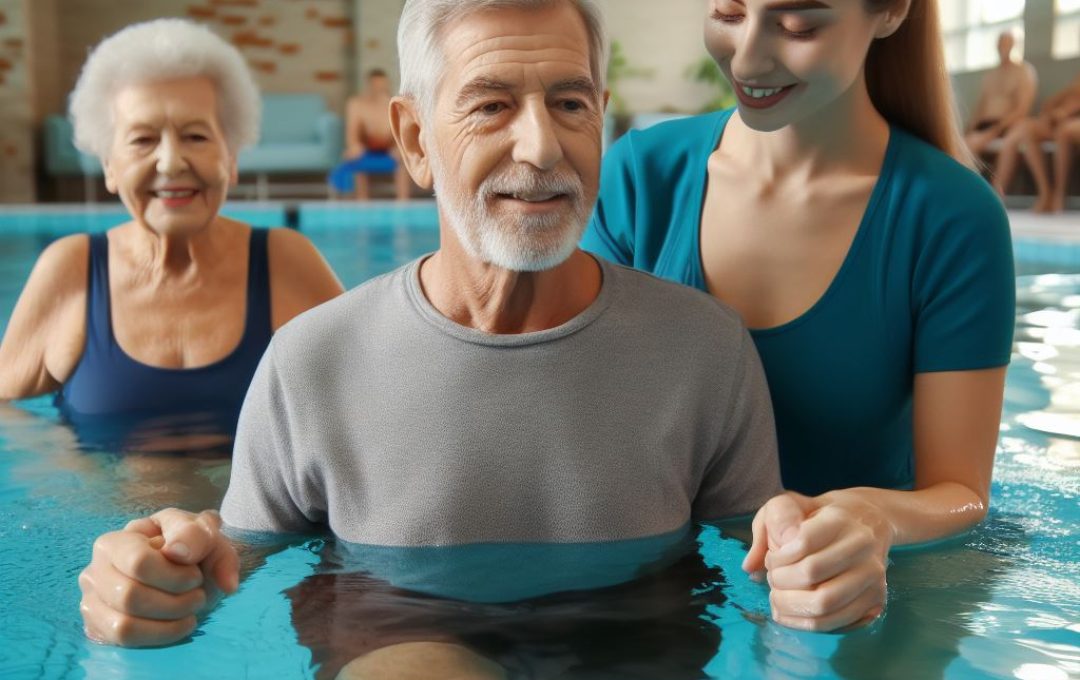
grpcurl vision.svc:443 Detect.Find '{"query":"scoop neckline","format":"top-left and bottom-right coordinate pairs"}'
top-left (101, 228), bottom-right (255, 373)
top-left (689, 110), bottom-right (899, 338)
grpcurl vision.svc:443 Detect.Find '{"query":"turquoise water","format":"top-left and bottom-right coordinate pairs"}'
top-left (0, 206), bottom-right (1077, 679)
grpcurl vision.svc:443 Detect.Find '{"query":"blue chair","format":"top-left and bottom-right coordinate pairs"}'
top-left (237, 94), bottom-right (343, 200)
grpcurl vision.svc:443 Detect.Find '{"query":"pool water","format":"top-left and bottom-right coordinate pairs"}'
top-left (0, 206), bottom-right (1077, 679)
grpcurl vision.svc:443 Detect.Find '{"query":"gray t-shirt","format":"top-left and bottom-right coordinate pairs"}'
top-left (221, 256), bottom-right (781, 546)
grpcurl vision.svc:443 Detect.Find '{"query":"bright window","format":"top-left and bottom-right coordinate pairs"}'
top-left (1054, 0), bottom-right (1080, 59)
top-left (940, 0), bottom-right (1026, 73)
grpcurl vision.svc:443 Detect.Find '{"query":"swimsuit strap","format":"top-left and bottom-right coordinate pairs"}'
top-left (242, 228), bottom-right (273, 344)
top-left (83, 232), bottom-right (112, 354)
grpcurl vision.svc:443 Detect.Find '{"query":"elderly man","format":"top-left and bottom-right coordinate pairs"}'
top-left (77, 0), bottom-right (781, 661)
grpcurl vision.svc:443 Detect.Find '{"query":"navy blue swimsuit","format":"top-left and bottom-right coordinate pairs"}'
top-left (56, 230), bottom-right (273, 452)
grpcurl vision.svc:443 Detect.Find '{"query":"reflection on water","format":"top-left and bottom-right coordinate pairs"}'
top-left (321, 527), bottom-right (695, 603)
top-left (57, 405), bottom-right (236, 457)
top-left (1013, 273), bottom-right (1080, 446)
top-left (0, 242), bottom-right (1077, 679)
top-left (9, 394), bottom-right (1052, 680)
top-left (829, 529), bottom-right (1013, 680)
top-left (0, 399), bottom-right (236, 680)
top-left (290, 534), bottom-right (721, 679)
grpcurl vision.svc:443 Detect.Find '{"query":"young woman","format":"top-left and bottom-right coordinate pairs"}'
top-left (584, 0), bottom-right (1014, 631)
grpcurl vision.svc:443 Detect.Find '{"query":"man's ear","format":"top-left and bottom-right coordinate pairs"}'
top-left (602, 89), bottom-right (610, 114)
top-left (389, 96), bottom-right (433, 190)
top-left (874, 0), bottom-right (911, 39)
top-left (229, 155), bottom-right (239, 186)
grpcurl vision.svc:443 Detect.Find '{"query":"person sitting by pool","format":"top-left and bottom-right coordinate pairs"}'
top-left (963, 31), bottom-right (1037, 157)
top-left (329, 69), bottom-right (414, 201)
top-left (1047, 114), bottom-right (1080, 212)
top-left (992, 72), bottom-right (1080, 212)
top-left (0, 19), bottom-right (343, 452)
top-left (76, 0), bottom-right (784, 662)
top-left (583, 0), bottom-right (1014, 633)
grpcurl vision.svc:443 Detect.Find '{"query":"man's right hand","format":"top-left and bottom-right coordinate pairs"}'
top-left (79, 508), bottom-right (240, 647)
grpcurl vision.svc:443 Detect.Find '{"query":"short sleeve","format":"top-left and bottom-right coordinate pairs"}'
top-left (912, 190), bottom-right (1015, 372)
top-left (581, 132), bottom-right (637, 266)
top-left (220, 342), bottom-right (324, 534)
top-left (693, 328), bottom-right (783, 520)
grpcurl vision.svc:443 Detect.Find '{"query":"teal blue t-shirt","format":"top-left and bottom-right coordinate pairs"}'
top-left (582, 109), bottom-right (1016, 496)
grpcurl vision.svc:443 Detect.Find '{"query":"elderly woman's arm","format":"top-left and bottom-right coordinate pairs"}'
top-left (0, 235), bottom-right (89, 400)
top-left (267, 229), bottom-right (344, 330)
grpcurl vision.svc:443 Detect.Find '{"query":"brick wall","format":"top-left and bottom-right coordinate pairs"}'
top-left (0, 0), bottom-right (35, 202)
top-left (53, 0), bottom-right (354, 113)
top-left (353, 0), bottom-right (402, 91)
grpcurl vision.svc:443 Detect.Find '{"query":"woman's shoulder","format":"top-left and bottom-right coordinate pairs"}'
top-left (265, 227), bottom-right (336, 280)
top-left (30, 233), bottom-right (92, 292)
top-left (265, 227), bottom-right (344, 330)
top-left (265, 224), bottom-right (313, 252)
top-left (598, 110), bottom-right (732, 207)
top-left (38, 231), bottom-right (91, 262)
top-left (881, 128), bottom-right (1011, 258)
top-left (266, 259), bottom-right (412, 363)
top-left (888, 128), bottom-right (1005, 221)
top-left (610, 109), bottom-right (732, 166)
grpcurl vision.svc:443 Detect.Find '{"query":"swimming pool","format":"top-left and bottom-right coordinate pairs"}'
top-left (0, 204), bottom-right (1077, 679)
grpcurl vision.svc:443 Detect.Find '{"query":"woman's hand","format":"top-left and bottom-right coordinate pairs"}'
top-left (743, 491), bottom-right (895, 632)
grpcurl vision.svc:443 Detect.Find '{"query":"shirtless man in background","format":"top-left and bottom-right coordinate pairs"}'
top-left (992, 72), bottom-right (1080, 211)
top-left (340, 69), bottom-right (412, 200)
top-left (965, 32), bottom-right (1037, 156)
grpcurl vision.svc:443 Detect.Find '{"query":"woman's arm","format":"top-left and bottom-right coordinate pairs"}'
top-left (0, 235), bottom-right (89, 400)
top-left (744, 367), bottom-right (1006, 631)
top-left (858, 367), bottom-right (1003, 542)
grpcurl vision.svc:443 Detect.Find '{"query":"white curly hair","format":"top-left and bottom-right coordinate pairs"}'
top-left (397, 0), bottom-right (608, 121)
top-left (69, 18), bottom-right (261, 158)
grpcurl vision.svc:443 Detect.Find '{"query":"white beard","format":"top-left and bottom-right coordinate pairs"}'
top-left (429, 151), bottom-right (588, 272)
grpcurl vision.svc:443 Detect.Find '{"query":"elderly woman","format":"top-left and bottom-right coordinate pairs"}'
top-left (0, 19), bottom-right (343, 450)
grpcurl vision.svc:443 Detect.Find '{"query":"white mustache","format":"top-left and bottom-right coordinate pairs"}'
top-left (481, 166), bottom-right (582, 201)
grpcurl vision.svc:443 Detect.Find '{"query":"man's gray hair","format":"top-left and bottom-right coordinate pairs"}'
top-left (69, 18), bottom-right (261, 158)
top-left (397, 0), bottom-right (608, 119)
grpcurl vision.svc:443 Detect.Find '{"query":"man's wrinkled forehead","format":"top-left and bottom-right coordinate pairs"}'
top-left (437, 6), bottom-right (594, 94)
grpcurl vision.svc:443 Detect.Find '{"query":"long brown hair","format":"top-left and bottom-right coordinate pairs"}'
top-left (864, 0), bottom-right (974, 167)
